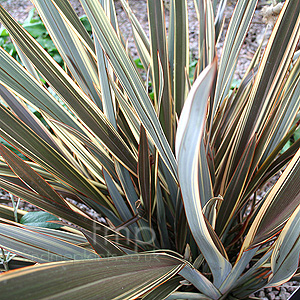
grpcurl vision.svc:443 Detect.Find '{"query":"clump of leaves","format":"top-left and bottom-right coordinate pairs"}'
top-left (0, 0), bottom-right (299, 299)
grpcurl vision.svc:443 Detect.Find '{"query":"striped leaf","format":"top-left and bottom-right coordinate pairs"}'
top-left (0, 253), bottom-right (184, 300)
top-left (176, 60), bottom-right (232, 288)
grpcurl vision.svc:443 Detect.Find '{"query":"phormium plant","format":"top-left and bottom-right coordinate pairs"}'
top-left (0, 0), bottom-right (299, 299)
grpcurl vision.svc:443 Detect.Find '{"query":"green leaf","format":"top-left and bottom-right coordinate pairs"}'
top-left (0, 253), bottom-right (185, 300)
top-left (134, 58), bottom-right (144, 69)
top-left (80, 15), bottom-right (91, 32)
top-left (23, 21), bottom-right (46, 38)
top-left (20, 211), bottom-right (62, 229)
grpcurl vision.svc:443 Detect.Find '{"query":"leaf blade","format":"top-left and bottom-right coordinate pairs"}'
top-left (176, 60), bottom-right (232, 288)
top-left (0, 253), bottom-right (184, 300)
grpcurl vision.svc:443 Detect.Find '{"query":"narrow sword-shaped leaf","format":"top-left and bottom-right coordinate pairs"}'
top-left (12, 40), bottom-right (40, 81)
top-left (94, 16), bottom-right (140, 222)
top-left (0, 204), bottom-right (25, 222)
top-left (50, 0), bottom-right (94, 50)
top-left (79, 0), bottom-right (179, 181)
top-left (214, 0), bottom-right (227, 42)
top-left (1, 220), bottom-right (87, 245)
top-left (0, 143), bottom-right (68, 208)
top-left (0, 47), bottom-right (79, 131)
top-left (173, 0), bottom-right (189, 116)
top-left (166, 292), bottom-right (213, 300)
top-left (0, 177), bottom-right (135, 250)
top-left (260, 56), bottom-right (300, 162)
top-left (267, 203), bottom-right (300, 287)
top-left (95, 35), bottom-right (116, 126)
top-left (148, 0), bottom-right (173, 145)
top-left (81, 228), bottom-right (125, 257)
top-left (47, 119), bottom-right (119, 182)
top-left (0, 104), bottom-right (116, 214)
top-left (45, 115), bottom-right (109, 183)
top-left (198, 140), bottom-right (214, 208)
top-left (168, 0), bottom-right (175, 86)
top-left (132, 25), bottom-right (151, 72)
top-left (241, 147), bottom-right (300, 253)
top-left (0, 177), bottom-right (104, 233)
top-left (119, 0), bottom-right (150, 53)
top-left (176, 60), bottom-right (232, 288)
top-left (214, 0), bottom-right (258, 105)
top-left (138, 125), bottom-right (151, 222)
top-left (219, 247), bottom-right (258, 294)
top-left (179, 265), bottom-right (221, 299)
top-left (242, 121), bottom-right (300, 204)
top-left (227, 0), bottom-right (300, 181)
top-left (0, 223), bottom-right (99, 263)
top-left (142, 276), bottom-right (181, 300)
top-left (103, 169), bottom-right (135, 223)
top-left (231, 250), bottom-right (272, 293)
top-left (0, 85), bottom-right (59, 153)
top-left (0, 6), bottom-right (138, 175)
top-left (194, 0), bottom-right (215, 73)
top-left (0, 253), bottom-right (185, 300)
top-left (156, 177), bottom-right (170, 248)
top-left (215, 135), bottom-right (256, 236)
top-left (31, 0), bottom-right (101, 107)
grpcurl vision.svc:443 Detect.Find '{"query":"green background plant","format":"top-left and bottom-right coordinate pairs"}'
top-left (0, 8), bottom-right (93, 66)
